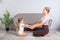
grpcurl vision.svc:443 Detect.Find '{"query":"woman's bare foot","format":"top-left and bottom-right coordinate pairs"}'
top-left (44, 34), bottom-right (50, 37)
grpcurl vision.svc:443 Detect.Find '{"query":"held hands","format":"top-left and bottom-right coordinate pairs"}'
top-left (29, 25), bottom-right (36, 29)
top-left (24, 23), bottom-right (36, 29)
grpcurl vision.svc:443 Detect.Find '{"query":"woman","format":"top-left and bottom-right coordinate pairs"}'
top-left (25, 7), bottom-right (51, 37)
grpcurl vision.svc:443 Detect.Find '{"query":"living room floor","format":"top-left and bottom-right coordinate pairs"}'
top-left (0, 29), bottom-right (60, 40)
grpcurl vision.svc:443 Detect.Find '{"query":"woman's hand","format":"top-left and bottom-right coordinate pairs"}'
top-left (29, 25), bottom-right (36, 29)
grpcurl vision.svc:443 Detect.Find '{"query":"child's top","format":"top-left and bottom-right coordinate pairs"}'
top-left (18, 23), bottom-right (25, 34)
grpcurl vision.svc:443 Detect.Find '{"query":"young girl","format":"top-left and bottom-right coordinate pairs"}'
top-left (17, 18), bottom-right (27, 36)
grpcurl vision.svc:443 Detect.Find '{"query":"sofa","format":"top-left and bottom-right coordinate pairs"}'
top-left (13, 13), bottom-right (52, 31)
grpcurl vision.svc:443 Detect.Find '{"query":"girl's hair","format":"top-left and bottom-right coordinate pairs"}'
top-left (18, 18), bottom-right (23, 23)
top-left (44, 7), bottom-right (51, 13)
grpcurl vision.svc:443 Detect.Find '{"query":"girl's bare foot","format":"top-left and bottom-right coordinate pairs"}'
top-left (16, 32), bottom-right (27, 37)
top-left (16, 34), bottom-right (20, 37)
top-left (20, 32), bottom-right (27, 37)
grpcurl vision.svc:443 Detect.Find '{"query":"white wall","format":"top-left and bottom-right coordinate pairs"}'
top-left (0, 0), bottom-right (60, 29)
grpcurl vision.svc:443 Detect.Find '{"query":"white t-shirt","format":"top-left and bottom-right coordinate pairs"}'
top-left (41, 15), bottom-right (50, 25)
top-left (18, 23), bottom-right (24, 34)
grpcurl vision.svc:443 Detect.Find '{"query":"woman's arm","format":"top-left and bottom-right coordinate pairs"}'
top-left (30, 21), bottom-right (45, 29)
top-left (33, 21), bottom-right (44, 27)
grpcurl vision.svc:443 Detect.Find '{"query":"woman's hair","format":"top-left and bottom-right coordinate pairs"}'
top-left (18, 18), bottom-right (23, 23)
top-left (44, 7), bottom-right (51, 13)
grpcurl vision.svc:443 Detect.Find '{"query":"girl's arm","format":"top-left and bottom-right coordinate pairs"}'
top-left (24, 23), bottom-right (31, 28)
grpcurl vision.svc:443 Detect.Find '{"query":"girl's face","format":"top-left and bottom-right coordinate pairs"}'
top-left (20, 19), bottom-right (24, 23)
top-left (43, 8), bottom-right (48, 15)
